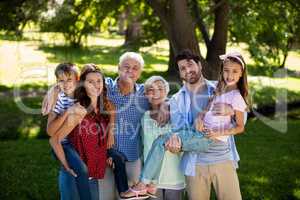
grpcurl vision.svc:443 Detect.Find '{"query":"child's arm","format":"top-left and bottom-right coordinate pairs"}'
top-left (49, 104), bottom-right (87, 175)
top-left (105, 100), bottom-right (115, 149)
top-left (206, 110), bottom-right (245, 139)
top-left (42, 85), bottom-right (60, 116)
top-left (47, 111), bottom-right (70, 137)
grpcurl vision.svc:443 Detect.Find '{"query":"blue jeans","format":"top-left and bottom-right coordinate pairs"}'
top-left (57, 142), bottom-right (92, 200)
top-left (89, 178), bottom-right (99, 200)
top-left (140, 129), bottom-right (211, 183)
top-left (59, 170), bottom-right (99, 200)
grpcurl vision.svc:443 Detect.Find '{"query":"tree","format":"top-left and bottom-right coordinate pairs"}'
top-left (148, 0), bottom-right (230, 80)
top-left (0, 0), bottom-right (48, 37)
top-left (114, 0), bottom-right (165, 50)
top-left (40, 0), bottom-right (122, 47)
top-left (229, 0), bottom-right (300, 68)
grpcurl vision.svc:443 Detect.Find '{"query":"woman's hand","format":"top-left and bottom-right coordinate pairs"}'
top-left (165, 134), bottom-right (182, 153)
top-left (157, 101), bottom-right (170, 126)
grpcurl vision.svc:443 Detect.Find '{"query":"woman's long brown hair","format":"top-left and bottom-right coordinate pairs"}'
top-left (215, 56), bottom-right (250, 110)
top-left (74, 66), bottom-right (111, 118)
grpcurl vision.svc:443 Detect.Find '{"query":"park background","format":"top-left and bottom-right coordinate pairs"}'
top-left (0, 0), bottom-right (299, 199)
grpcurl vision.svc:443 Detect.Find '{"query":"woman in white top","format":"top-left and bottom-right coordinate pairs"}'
top-left (141, 76), bottom-right (185, 200)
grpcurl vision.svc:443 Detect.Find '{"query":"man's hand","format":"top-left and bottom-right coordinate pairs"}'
top-left (165, 134), bottom-right (182, 153)
top-left (211, 103), bottom-right (234, 116)
top-left (205, 129), bottom-right (224, 140)
top-left (157, 101), bottom-right (170, 126)
top-left (194, 113), bottom-right (205, 132)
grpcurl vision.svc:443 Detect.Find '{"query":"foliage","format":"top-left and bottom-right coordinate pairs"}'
top-left (0, 0), bottom-right (48, 36)
top-left (40, 0), bottom-right (122, 47)
top-left (229, 0), bottom-right (300, 67)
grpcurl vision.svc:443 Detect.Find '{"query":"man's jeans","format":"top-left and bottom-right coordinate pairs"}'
top-left (140, 129), bottom-right (211, 183)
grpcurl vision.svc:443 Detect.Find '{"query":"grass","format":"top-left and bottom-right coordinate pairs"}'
top-left (0, 118), bottom-right (299, 200)
top-left (0, 96), bottom-right (48, 140)
top-left (237, 118), bottom-right (300, 200)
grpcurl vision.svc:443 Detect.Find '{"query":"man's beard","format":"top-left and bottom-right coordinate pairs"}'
top-left (182, 72), bottom-right (201, 84)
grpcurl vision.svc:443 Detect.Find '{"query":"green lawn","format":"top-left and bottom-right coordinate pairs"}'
top-left (1, 118), bottom-right (300, 200)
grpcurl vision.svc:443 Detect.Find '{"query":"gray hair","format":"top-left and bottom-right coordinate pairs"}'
top-left (119, 52), bottom-right (144, 68)
top-left (144, 76), bottom-right (170, 94)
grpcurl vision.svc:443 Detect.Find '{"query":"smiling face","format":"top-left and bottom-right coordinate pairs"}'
top-left (84, 72), bottom-right (103, 98)
top-left (56, 72), bottom-right (77, 96)
top-left (118, 58), bottom-right (142, 83)
top-left (222, 60), bottom-right (243, 86)
top-left (145, 80), bottom-right (167, 107)
top-left (177, 59), bottom-right (202, 84)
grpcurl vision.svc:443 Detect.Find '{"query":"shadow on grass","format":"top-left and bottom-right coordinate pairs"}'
top-left (38, 44), bottom-right (168, 67)
top-left (0, 32), bottom-right (40, 42)
top-left (250, 85), bottom-right (300, 108)
top-left (0, 96), bottom-right (48, 140)
top-left (247, 64), bottom-right (300, 78)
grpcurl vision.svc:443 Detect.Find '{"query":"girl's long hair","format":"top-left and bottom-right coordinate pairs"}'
top-left (74, 66), bottom-right (110, 118)
top-left (215, 56), bottom-right (250, 109)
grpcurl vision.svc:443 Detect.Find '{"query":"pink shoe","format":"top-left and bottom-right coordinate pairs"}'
top-left (130, 182), bottom-right (148, 196)
top-left (120, 188), bottom-right (149, 200)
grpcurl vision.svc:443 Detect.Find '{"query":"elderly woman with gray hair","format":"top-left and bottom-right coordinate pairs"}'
top-left (139, 76), bottom-right (186, 200)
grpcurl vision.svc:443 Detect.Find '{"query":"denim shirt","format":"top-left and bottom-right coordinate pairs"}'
top-left (170, 79), bottom-right (241, 176)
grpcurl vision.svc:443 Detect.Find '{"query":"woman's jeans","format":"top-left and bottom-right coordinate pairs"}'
top-left (57, 142), bottom-right (92, 200)
top-left (140, 129), bottom-right (211, 183)
top-left (59, 171), bottom-right (99, 200)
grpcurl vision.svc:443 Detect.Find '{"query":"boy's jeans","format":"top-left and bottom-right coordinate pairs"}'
top-left (57, 142), bottom-right (92, 200)
top-left (107, 149), bottom-right (129, 194)
top-left (140, 129), bottom-right (211, 184)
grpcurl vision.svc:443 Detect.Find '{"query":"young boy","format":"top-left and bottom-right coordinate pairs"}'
top-left (44, 63), bottom-right (92, 200)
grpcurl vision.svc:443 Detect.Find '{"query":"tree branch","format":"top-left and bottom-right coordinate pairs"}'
top-left (190, 0), bottom-right (210, 49)
top-left (209, 0), bottom-right (227, 13)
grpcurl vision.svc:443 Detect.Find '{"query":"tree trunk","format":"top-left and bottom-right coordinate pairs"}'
top-left (167, 42), bottom-right (180, 82)
top-left (280, 38), bottom-right (292, 68)
top-left (124, 7), bottom-right (142, 51)
top-left (124, 20), bottom-right (142, 49)
top-left (205, 0), bottom-right (229, 80)
top-left (148, 0), bottom-right (206, 81)
top-left (117, 12), bottom-right (126, 35)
